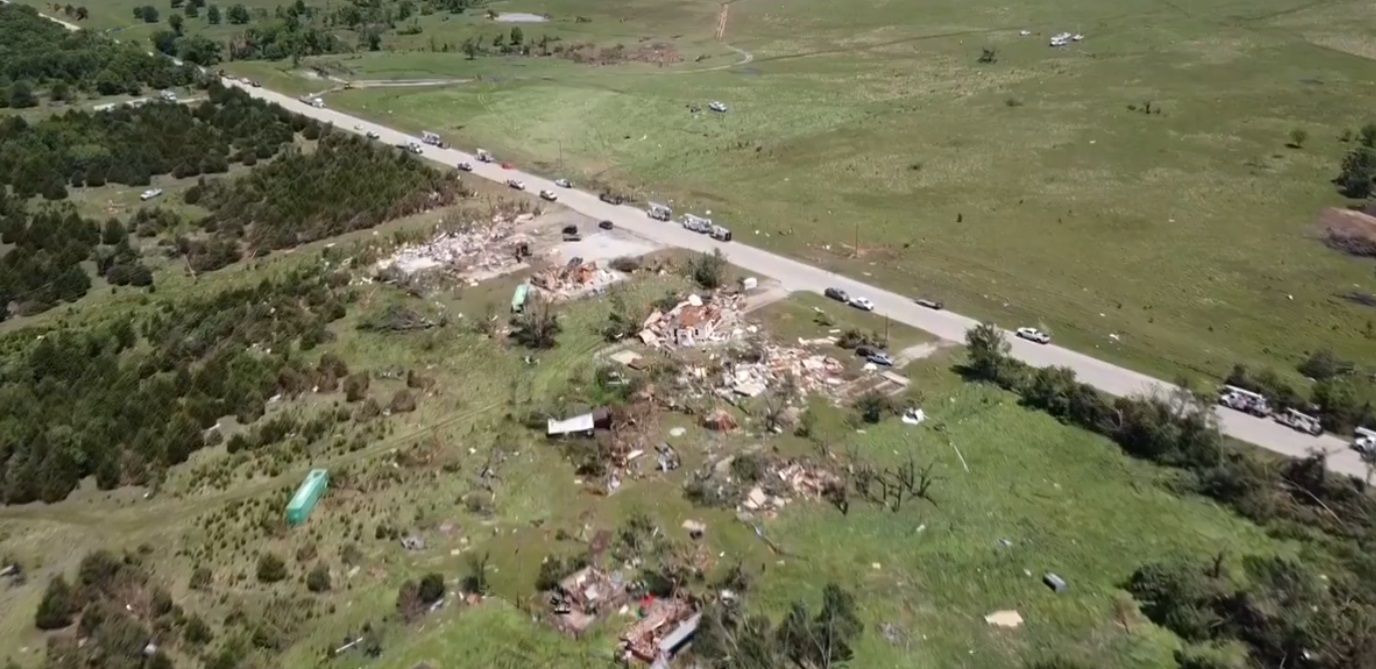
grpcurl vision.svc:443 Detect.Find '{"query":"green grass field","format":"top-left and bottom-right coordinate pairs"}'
top-left (251, 0), bottom-right (1376, 385)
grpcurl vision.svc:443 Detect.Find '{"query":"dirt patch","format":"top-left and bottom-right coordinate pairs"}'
top-left (557, 42), bottom-right (683, 67)
top-left (1317, 207), bottom-right (1376, 257)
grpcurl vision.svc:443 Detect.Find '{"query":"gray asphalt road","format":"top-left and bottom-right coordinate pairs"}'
top-left (21, 4), bottom-right (1364, 479)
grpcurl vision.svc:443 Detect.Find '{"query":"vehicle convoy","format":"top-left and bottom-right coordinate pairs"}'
top-left (1015, 327), bottom-right (1051, 344)
top-left (1274, 408), bottom-right (1323, 436)
top-left (647, 203), bottom-right (672, 221)
top-left (825, 287), bottom-right (849, 303)
top-left (539, 190), bottom-right (558, 201)
top-left (1217, 385), bottom-right (1272, 417)
top-left (477, 149), bottom-right (494, 163)
top-left (507, 179), bottom-right (526, 190)
top-left (456, 162), bottom-right (473, 172)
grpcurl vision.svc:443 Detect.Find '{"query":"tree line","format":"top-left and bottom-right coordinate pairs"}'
top-left (193, 131), bottom-right (469, 252)
top-left (0, 3), bottom-right (198, 107)
top-left (0, 82), bottom-right (299, 199)
top-left (962, 323), bottom-right (1376, 669)
top-left (0, 263), bottom-right (355, 504)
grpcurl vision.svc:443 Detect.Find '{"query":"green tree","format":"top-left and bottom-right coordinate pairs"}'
top-left (8, 80), bottom-right (36, 108)
top-left (305, 563), bottom-right (331, 592)
top-left (206, 3), bottom-right (220, 23)
top-left (1288, 127), bottom-right (1308, 148)
top-left (343, 372), bottom-right (370, 402)
top-left (49, 80), bottom-right (71, 102)
top-left (34, 576), bottom-right (75, 630)
top-left (167, 13), bottom-right (183, 34)
top-left (76, 6), bottom-right (89, 19)
top-left (418, 572), bottom-right (445, 603)
top-left (101, 219), bottom-right (128, 245)
top-left (964, 322), bottom-right (1013, 382)
top-left (1360, 122), bottom-right (1376, 149)
top-left (226, 3), bottom-right (249, 23)
top-left (1338, 145), bottom-right (1376, 198)
top-left (461, 37), bottom-right (477, 59)
top-left (256, 552), bottom-right (288, 583)
top-left (688, 249), bottom-right (727, 289)
top-left (142, 5), bottom-right (160, 22)
top-left (460, 552), bottom-right (490, 595)
top-left (509, 26), bottom-right (524, 45)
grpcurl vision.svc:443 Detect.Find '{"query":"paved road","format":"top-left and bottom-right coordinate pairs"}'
top-left (18, 3), bottom-right (1365, 478)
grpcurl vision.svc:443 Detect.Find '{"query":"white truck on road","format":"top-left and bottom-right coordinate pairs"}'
top-left (648, 203), bottom-right (672, 221)
top-left (681, 214), bottom-right (712, 233)
top-left (476, 149), bottom-right (494, 163)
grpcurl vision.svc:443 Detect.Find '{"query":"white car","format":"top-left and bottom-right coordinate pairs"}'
top-left (507, 179), bottom-right (526, 191)
top-left (555, 178), bottom-right (572, 188)
top-left (709, 101), bottom-right (728, 113)
top-left (539, 190), bottom-right (557, 201)
top-left (139, 188), bottom-right (163, 201)
top-left (1016, 327), bottom-right (1051, 344)
top-left (366, 131), bottom-right (380, 140)
top-left (848, 296), bottom-right (875, 311)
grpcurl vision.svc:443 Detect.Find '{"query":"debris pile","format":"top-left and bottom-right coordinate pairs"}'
top-left (717, 345), bottom-right (846, 399)
top-left (373, 216), bottom-right (533, 278)
top-left (531, 257), bottom-right (619, 297)
top-left (620, 598), bottom-right (698, 663)
top-left (550, 566), bottom-right (629, 635)
top-left (741, 461), bottom-right (841, 512)
top-left (639, 293), bottom-right (746, 348)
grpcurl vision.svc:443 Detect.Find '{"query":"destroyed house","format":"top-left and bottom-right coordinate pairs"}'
top-left (551, 567), bottom-right (628, 635)
top-left (622, 598), bottom-right (698, 663)
top-left (547, 407), bottom-right (612, 437)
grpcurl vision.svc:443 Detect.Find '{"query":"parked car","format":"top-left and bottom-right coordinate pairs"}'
top-left (1016, 327), bottom-right (1051, 344)
top-left (456, 162), bottom-right (472, 171)
top-left (824, 287), bottom-right (849, 303)
top-left (139, 188), bottom-right (163, 201)
top-left (507, 179), bottom-right (526, 190)
top-left (599, 192), bottom-right (625, 205)
top-left (866, 351), bottom-right (895, 367)
top-left (709, 101), bottom-right (729, 113)
top-left (915, 298), bottom-right (944, 310)
top-left (561, 225), bottom-right (581, 241)
top-left (599, 220), bottom-right (614, 230)
top-left (555, 178), bottom-right (573, 188)
top-left (848, 296), bottom-right (875, 311)
top-left (365, 130), bottom-right (380, 139)
top-left (539, 190), bottom-right (558, 201)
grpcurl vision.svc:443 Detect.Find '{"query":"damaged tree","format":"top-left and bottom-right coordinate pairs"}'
top-left (600, 293), bottom-right (641, 343)
top-left (509, 300), bottom-right (561, 349)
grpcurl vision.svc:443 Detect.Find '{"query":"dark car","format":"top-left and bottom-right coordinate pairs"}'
top-left (915, 298), bottom-right (944, 310)
top-left (456, 162), bottom-right (473, 172)
top-left (825, 287), bottom-right (849, 303)
top-left (599, 220), bottom-right (614, 230)
top-left (561, 225), bottom-right (581, 241)
top-left (599, 192), bottom-right (625, 205)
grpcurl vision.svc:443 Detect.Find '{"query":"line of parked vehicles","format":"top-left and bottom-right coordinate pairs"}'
top-left (1216, 384), bottom-right (1376, 452)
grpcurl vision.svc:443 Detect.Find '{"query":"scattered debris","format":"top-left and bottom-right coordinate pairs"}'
top-left (985, 610), bottom-right (1024, 628)
top-left (373, 216), bottom-right (534, 279)
top-left (400, 535), bottom-right (426, 551)
top-left (702, 409), bottom-right (739, 432)
top-left (681, 519), bottom-right (706, 539)
top-left (551, 567), bottom-right (630, 635)
top-left (620, 598), bottom-right (699, 664)
top-left (1043, 573), bottom-right (1068, 593)
top-left (901, 407), bottom-right (927, 425)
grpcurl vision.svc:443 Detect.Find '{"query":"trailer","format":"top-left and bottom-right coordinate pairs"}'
top-left (647, 203), bottom-right (672, 221)
top-left (286, 469), bottom-right (330, 526)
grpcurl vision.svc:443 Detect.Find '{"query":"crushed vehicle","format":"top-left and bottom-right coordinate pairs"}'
top-left (1015, 327), bottom-right (1051, 344)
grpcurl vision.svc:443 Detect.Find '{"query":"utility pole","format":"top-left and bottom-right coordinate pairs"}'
top-left (557, 140), bottom-right (563, 172)
top-left (853, 220), bottom-right (859, 258)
